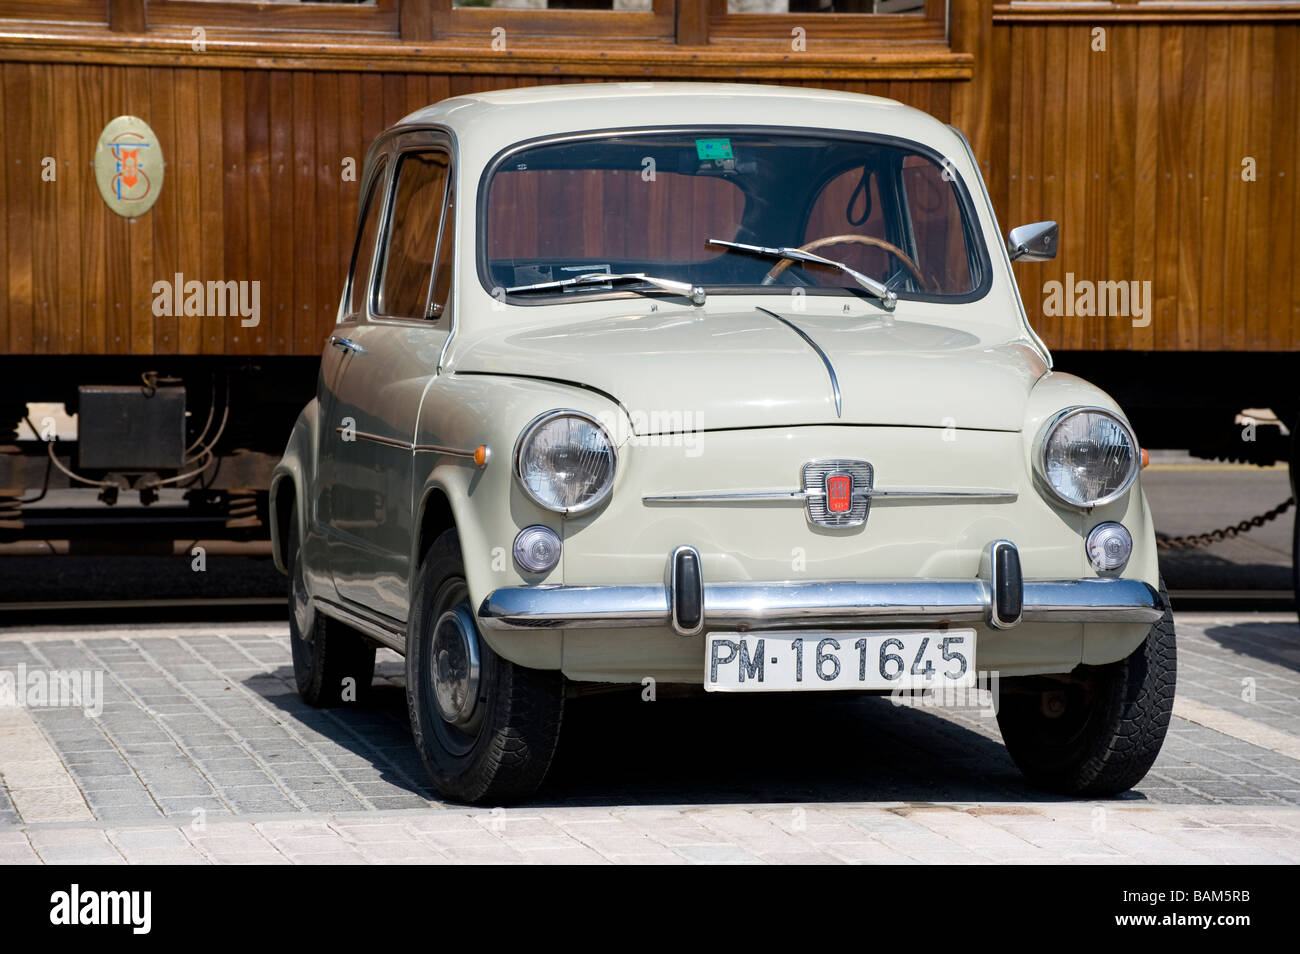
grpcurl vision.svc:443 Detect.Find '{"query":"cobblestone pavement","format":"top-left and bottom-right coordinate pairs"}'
top-left (1, 611), bottom-right (1298, 864)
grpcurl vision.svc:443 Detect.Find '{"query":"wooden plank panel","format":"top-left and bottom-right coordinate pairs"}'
top-left (243, 69), bottom-right (271, 357)
top-left (267, 71), bottom-right (294, 356)
top-left (292, 70), bottom-right (317, 354)
top-left (315, 70), bottom-right (342, 334)
top-left (1198, 26), bottom-right (1230, 353)
top-left (30, 63), bottom-right (57, 354)
top-left (0, 65), bottom-right (30, 356)
top-left (0, 65), bottom-right (7, 359)
top-left (173, 66), bottom-right (203, 356)
top-left (1285, 28), bottom-right (1300, 352)
top-left (1243, 26), bottom-right (1274, 352)
top-left (126, 66), bottom-right (155, 356)
top-left (1063, 27), bottom-right (1089, 350)
top-left (1016, 26), bottom-right (1046, 332)
top-left (0, 29), bottom-right (1294, 359)
top-left (1083, 26), bottom-right (1109, 351)
top-left (1174, 25), bottom-right (1204, 350)
top-left (986, 18), bottom-right (1013, 221)
top-left (197, 68), bottom-right (224, 357)
top-left (1152, 25), bottom-right (1182, 353)
top-left (1129, 25), bottom-right (1159, 352)
top-left (101, 64), bottom-right (130, 355)
top-left (55, 63), bottom-right (81, 353)
top-left (1105, 23), bottom-right (1136, 355)
top-left (79, 65), bottom-right (107, 355)
top-left (1220, 25), bottom-right (1252, 351)
top-left (382, 72), bottom-right (405, 136)
top-left (1037, 26), bottom-right (1068, 349)
top-left (148, 63), bottom-right (177, 355)
top-left (337, 71), bottom-right (363, 293)
top-left (360, 72), bottom-right (386, 163)
top-left (1268, 26), bottom-right (1297, 352)
top-left (221, 69), bottom-right (248, 358)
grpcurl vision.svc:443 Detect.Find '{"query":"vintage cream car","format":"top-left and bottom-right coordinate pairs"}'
top-left (271, 83), bottom-right (1175, 805)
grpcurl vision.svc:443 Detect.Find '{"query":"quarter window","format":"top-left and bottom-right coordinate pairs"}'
top-left (345, 156), bottom-right (388, 319)
top-left (377, 150), bottom-right (453, 320)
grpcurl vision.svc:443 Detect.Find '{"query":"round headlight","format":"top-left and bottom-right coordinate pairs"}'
top-left (1036, 407), bottom-right (1139, 508)
top-left (514, 410), bottom-right (616, 514)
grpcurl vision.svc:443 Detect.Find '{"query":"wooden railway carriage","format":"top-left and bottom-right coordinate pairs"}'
top-left (0, 0), bottom-right (1297, 591)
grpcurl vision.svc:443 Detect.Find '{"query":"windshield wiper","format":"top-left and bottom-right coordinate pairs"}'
top-left (708, 238), bottom-right (897, 311)
top-left (505, 272), bottom-right (707, 306)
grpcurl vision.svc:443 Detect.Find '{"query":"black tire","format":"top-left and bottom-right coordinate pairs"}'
top-left (287, 510), bottom-right (376, 707)
top-left (406, 528), bottom-right (564, 805)
top-left (996, 580), bottom-right (1176, 796)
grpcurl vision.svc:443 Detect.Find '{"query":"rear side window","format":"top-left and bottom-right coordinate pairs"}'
top-left (345, 156), bottom-right (387, 318)
top-left (376, 150), bottom-right (452, 320)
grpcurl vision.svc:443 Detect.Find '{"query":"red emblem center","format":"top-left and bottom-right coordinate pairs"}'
top-left (826, 473), bottom-right (852, 513)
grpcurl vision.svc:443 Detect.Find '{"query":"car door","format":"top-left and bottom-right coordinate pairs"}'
top-left (319, 134), bottom-right (456, 622)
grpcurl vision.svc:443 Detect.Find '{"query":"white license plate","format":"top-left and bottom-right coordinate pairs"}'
top-left (704, 630), bottom-right (977, 692)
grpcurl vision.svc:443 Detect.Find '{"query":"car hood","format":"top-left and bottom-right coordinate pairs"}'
top-left (452, 308), bottom-right (1047, 433)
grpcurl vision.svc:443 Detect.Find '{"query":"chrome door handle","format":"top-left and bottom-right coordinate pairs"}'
top-left (329, 335), bottom-right (365, 354)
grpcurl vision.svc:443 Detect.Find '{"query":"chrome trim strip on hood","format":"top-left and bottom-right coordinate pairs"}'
top-left (643, 488), bottom-right (1017, 504)
top-left (756, 306), bottom-right (842, 418)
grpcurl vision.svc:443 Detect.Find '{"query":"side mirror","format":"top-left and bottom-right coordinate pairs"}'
top-left (1007, 221), bottom-right (1058, 262)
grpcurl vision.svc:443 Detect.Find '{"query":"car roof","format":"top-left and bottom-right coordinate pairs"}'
top-left (393, 82), bottom-right (961, 159)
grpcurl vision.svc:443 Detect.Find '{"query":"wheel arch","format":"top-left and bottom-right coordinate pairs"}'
top-left (269, 398), bottom-right (319, 575)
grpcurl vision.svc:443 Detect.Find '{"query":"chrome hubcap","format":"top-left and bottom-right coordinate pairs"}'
top-left (431, 606), bottom-right (481, 726)
top-left (291, 546), bottom-right (315, 640)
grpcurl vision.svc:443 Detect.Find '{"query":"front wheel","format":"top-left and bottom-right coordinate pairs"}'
top-left (996, 580), bottom-right (1176, 796)
top-left (406, 528), bottom-right (564, 805)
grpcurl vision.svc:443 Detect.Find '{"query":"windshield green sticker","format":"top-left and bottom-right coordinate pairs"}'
top-left (695, 138), bottom-right (733, 161)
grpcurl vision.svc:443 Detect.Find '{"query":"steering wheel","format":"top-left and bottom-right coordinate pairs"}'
top-left (762, 233), bottom-right (928, 291)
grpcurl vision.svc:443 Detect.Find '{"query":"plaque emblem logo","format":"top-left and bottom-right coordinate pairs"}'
top-left (94, 115), bottom-right (164, 217)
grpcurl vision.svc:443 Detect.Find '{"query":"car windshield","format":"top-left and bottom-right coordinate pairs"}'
top-left (482, 130), bottom-right (987, 305)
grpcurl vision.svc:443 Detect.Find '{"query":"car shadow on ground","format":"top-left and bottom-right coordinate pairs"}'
top-left (1201, 621), bottom-right (1300, 673)
top-left (259, 667), bottom-right (1141, 808)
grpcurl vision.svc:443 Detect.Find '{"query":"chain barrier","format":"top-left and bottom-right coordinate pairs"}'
top-left (1156, 496), bottom-right (1295, 549)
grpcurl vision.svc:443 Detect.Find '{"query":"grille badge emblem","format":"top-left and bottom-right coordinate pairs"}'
top-left (802, 459), bottom-right (873, 528)
top-left (826, 474), bottom-right (852, 513)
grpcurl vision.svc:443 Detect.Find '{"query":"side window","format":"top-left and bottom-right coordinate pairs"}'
top-left (346, 157), bottom-right (388, 319)
top-left (376, 150), bottom-right (452, 320)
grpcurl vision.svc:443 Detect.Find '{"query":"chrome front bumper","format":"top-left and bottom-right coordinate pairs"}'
top-left (476, 541), bottom-right (1164, 633)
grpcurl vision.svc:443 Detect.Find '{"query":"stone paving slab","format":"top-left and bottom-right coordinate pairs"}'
top-left (0, 611), bottom-right (1298, 863)
top-left (2, 802), bottom-right (1297, 865)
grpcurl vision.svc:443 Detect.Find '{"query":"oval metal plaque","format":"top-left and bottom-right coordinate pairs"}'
top-left (93, 115), bottom-right (164, 217)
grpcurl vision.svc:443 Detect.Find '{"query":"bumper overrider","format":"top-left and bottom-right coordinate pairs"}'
top-left (477, 539), bottom-right (1164, 634)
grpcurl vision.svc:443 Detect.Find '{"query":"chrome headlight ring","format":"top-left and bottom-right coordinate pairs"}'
top-left (1033, 405), bottom-right (1140, 509)
top-left (512, 409), bottom-right (618, 515)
